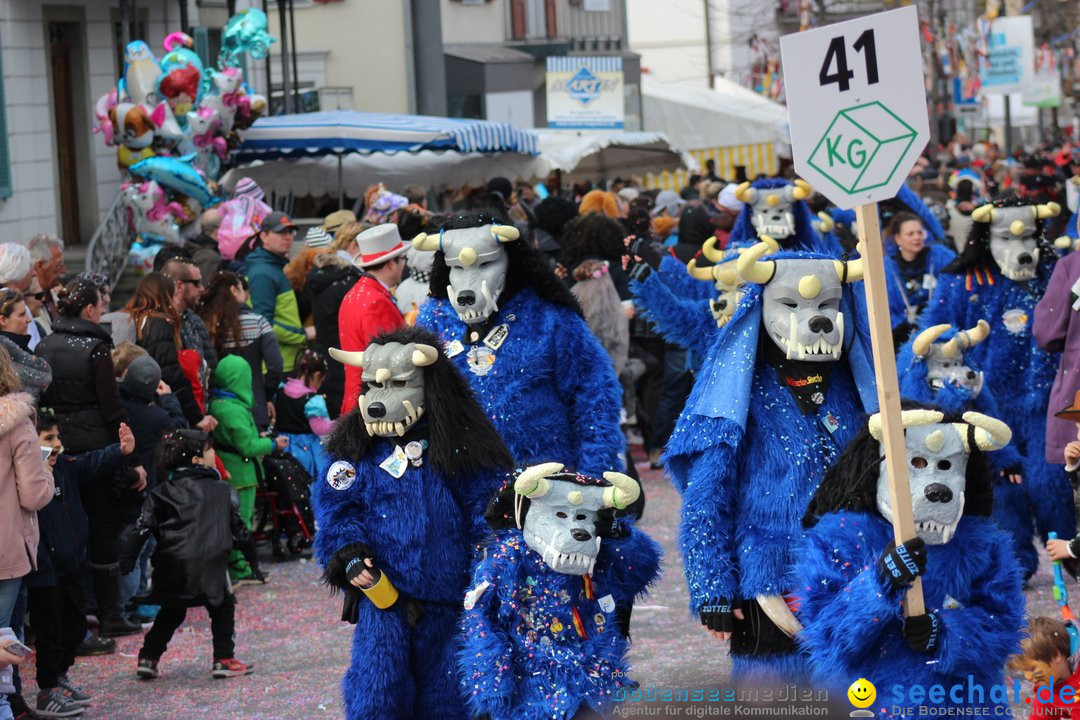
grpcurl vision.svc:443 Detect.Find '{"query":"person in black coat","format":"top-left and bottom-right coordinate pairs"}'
top-left (126, 273), bottom-right (216, 432)
top-left (26, 411), bottom-right (137, 710)
top-left (117, 355), bottom-right (188, 490)
top-left (36, 277), bottom-right (148, 639)
top-left (304, 253), bottom-right (361, 419)
top-left (120, 429), bottom-right (262, 680)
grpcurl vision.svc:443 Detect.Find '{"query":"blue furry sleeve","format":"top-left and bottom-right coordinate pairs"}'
top-left (597, 525), bottom-right (663, 604)
top-left (459, 541), bottom-right (518, 718)
top-left (792, 513), bottom-right (903, 667)
top-left (311, 464), bottom-right (369, 571)
top-left (677, 441), bottom-right (740, 613)
top-left (631, 274), bottom-right (715, 358)
top-left (931, 528), bottom-right (1024, 675)
top-left (658, 255), bottom-right (714, 302)
top-left (554, 310), bottom-right (624, 475)
top-left (452, 469), bottom-right (509, 548)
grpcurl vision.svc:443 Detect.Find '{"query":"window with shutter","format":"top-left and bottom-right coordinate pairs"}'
top-left (0, 30), bottom-right (11, 200)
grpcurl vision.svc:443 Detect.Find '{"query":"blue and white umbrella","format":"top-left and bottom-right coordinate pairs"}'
top-left (234, 110), bottom-right (539, 161)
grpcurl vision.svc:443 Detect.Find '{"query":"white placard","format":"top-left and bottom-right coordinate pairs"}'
top-left (546, 56), bottom-right (624, 130)
top-left (979, 16), bottom-right (1034, 97)
top-left (780, 6), bottom-right (930, 210)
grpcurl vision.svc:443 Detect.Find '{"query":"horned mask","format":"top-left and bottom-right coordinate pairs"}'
top-left (736, 239), bottom-right (863, 362)
top-left (869, 410), bottom-right (1010, 545)
top-left (735, 179), bottom-right (812, 240)
top-left (971, 202), bottom-right (1059, 281)
top-left (910, 321), bottom-right (990, 398)
top-left (687, 238), bottom-right (744, 328)
top-left (412, 224), bottom-right (519, 324)
top-left (329, 341), bottom-right (439, 437)
top-left (513, 462), bottom-right (640, 575)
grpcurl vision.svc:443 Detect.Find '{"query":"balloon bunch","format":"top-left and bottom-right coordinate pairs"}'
top-left (93, 9), bottom-right (275, 264)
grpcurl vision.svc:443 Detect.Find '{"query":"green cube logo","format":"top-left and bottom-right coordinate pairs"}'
top-left (808, 102), bottom-right (917, 194)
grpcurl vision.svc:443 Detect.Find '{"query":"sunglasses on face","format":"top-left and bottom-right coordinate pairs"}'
top-left (27, 292), bottom-right (45, 301)
top-left (180, 278), bottom-right (204, 287)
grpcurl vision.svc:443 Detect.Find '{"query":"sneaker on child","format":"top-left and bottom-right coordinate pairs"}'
top-left (136, 658), bottom-right (159, 680)
top-left (212, 658), bottom-right (254, 678)
top-left (56, 674), bottom-right (91, 706)
top-left (35, 687), bottom-right (83, 717)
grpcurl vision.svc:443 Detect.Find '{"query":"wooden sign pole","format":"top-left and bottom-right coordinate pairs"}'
top-left (854, 203), bottom-right (925, 616)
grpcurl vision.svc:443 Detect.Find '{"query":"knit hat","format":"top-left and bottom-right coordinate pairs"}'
top-left (233, 177), bottom-right (265, 202)
top-left (304, 226), bottom-right (333, 249)
top-left (322, 209), bottom-right (357, 233)
top-left (122, 355), bottom-right (162, 403)
top-left (715, 183), bottom-right (744, 212)
top-left (579, 190), bottom-right (619, 218)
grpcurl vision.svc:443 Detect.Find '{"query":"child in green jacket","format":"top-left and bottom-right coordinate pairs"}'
top-left (209, 355), bottom-right (287, 583)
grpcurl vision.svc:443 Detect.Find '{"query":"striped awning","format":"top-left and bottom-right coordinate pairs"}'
top-left (645, 143), bottom-right (779, 191)
top-left (234, 111), bottom-right (539, 162)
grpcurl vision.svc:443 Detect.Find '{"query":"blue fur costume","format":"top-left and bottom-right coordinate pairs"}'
top-left (418, 289), bottom-right (623, 475)
top-left (920, 261), bottom-right (1072, 580)
top-left (793, 512), bottom-right (1024, 718)
top-left (728, 178), bottom-right (842, 254)
top-left (631, 255), bottom-right (719, 364)
top-left (666, 257), bottom-right (878, 682)
top-left (884, 244), bottom-right (957, 331)
top-left (459, 527), bottom-right (662, 720)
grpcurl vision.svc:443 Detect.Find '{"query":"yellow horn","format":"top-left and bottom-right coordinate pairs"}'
top-left (911, 324), bottom-right (952, 358)
top-left (816, 211), bottom-right (835, 233)
top-left (602, 471), bottom-right (641, 510)
top-left (1009, 220), bottom-right (1026, 237)
top-left (714, 265), bottom-right (740, 287)
top-left (1035, 202), bottom-right (1061, 219)
top-left (374, 368), bottom-right (392, 384)
top-left (798, 274), bottom-right (821, 299)
top-left (514, 461), bottom-right (564, 498)
top-left (794, 178), bottom-right (813, 197)
top-left (734, 181), bottom-right (755, 204)
top-left (412, 232), bottom-right (440, 251)
top-left (962, 411), bottom-right (1012, 452)
top-left (701, 236), bottom-right (726, 263)
top-left (491, 225), bottom-right (520, 242)
top-left (329, 347), bottom-right (367, 367)
top-left (954, 319), bottom-right (990, 351)
top-left (833, 256), bottom-right (864, 283)
top-left (686, 258), bottom-right (715, 282)
top-left (970, 204), bottom-right (994, 223)
top-left (868, 409), bottom-right (945, 440)
top-left (411, 344), bottom-right (439, 367)
top-left (735, 241), bottom-right (776, 285)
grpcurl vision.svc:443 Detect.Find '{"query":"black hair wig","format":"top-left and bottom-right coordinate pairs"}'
top-left (325, 325), bottom-right (515, 479)
top-left (943, 194), bottom-right (1057, 275)
top-left (533, 197), bottom-right (579, 238)
top-left (427, 212), bottom-right (583, 317)
top-left (802, 405), bottom-right (994, 529)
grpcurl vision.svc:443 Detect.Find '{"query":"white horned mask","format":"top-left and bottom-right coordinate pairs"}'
top-left (737, 239), bottom-right (863, 362)
top-left (870, 410), bottom-right (1010, 545)
top-left (910, 321), bottom-right (990, 398)
top-left (971, 202), bottom-right (1059, 281)
top-left (687, 238), bottom-right (744, 328)
top-left (735, 179), bottom-right (812, 240)
top-left (329, 341), bottom-right (439, 437)
top-left (513, 462), bottom-right (639, 575)
top-left (412, 224), bottom-right (519, 325)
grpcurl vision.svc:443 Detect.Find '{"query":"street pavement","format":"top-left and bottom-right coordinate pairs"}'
top-left (12, 450), bottom-right (1064, 717)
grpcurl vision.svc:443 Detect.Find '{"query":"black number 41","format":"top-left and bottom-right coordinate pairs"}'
top-left (818, 29), bottom-right (879, 92)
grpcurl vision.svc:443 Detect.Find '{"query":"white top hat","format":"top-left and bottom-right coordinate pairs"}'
top-left (354, 224), bottom-right (407, 268)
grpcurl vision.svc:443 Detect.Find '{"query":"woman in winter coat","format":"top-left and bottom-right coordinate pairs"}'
top-left (303, 252), bottom-right (360, 419)
top-left (0, 289), bottom-right (50, 401)
top-left (209, 355), bottom-right (286, 583)
top-left (198, 272), bottom-right (283, 429)
top-left (127, 273), bottom-right (216, 432)
top-left (0, 345), bottom-right (54, 720)
top-left (36, 277), bottom-right (148, 639)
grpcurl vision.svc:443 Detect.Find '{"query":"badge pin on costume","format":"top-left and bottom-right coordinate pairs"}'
top-left (326, 460), bottom-right (356, 491)
top-left (467, 346), bottom-right (496, 376)
top-left (1002, 308), bottom-right (1028, 334)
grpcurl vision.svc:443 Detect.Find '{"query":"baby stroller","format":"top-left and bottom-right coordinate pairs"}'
top-left (255, 449), bottom-right (316, 560)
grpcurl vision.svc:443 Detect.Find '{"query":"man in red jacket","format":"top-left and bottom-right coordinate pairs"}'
top-left (338, 224), bottom-right (407, 414)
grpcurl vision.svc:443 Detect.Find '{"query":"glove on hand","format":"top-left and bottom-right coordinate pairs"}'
top-left (903, 610), bottom-right (941, 653)
top-left (876, 538), bottom-right (927, 591)
top-left (700, 597), bottom-right (735, 634)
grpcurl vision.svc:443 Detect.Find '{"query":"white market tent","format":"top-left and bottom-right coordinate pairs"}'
top-left (640, 75), bottom-right (790, 189)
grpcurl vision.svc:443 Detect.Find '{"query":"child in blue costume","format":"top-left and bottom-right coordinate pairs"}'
top-left (312, 327), bottom-right (514, 720)
top-left (459, 463), bottom-right (661, 720)
top-left (666, 241), bottom-right (878, 683)
top-left (273, 348), bottom-right (332, 480)
top-left (794, 407), bottom-right (1024, 718)
top-left (918, 195), bottom-right (1072, 581)
top-left (415, 213), bottom-right (623, 476)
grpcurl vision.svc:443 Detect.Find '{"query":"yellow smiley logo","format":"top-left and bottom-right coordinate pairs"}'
top-left (848, 678), bottom-right (876, 709)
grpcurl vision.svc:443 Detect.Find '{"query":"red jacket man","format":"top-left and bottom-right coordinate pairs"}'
top-left (338, 224), bottom-right (407, 414)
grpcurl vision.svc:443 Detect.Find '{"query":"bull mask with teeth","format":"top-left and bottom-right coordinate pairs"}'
top-left (329, 341), bottom-right (439, 437)
top-left (411, 224), bottom-right (519, 326)
top-left (966, 200), bottom-right (1059, 282)
top-left (511, 462), bottom-right (640, 575)
top-left (867, 410), bottom-right (1011, 545)
top-left (734, 179), bottom-right (812, 240)
top-left (687, 238), bottom-right (744, 328)
top-left (736, 239), bottom-right (864, 362)
top-left (910, 321), bottom-right (990, 398)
